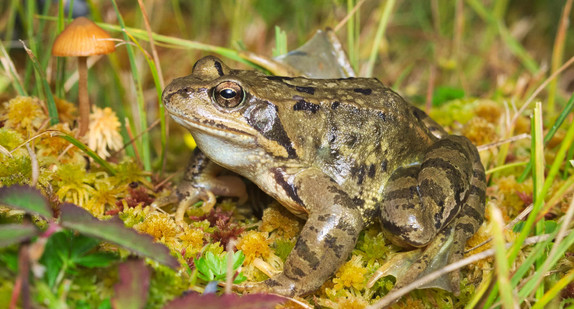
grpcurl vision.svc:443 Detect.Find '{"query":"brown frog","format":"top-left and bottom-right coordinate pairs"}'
top-left (162, 56), bottom-right (486, 296)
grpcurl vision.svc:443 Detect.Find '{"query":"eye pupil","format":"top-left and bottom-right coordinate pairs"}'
top-left (212, 81), bottom-right (245, 108)
top-left (220, 88), bottom-right (236, 99)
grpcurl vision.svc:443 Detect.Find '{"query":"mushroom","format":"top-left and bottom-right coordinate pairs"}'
top-left (52, 16), bottom-right (115, 137)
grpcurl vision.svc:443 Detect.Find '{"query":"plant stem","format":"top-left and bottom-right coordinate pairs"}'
top-left (77, 56), bottom-right (90, 137)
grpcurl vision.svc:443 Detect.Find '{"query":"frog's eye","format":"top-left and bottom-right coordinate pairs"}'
top-left (212, 81), bottom-right (245, 108)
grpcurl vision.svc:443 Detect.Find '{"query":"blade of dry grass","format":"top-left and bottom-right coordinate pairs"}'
top-left (547, 0), bottom-right (573, 116)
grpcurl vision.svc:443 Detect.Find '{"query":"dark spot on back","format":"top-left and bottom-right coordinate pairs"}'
top-left (351, 165), bottom-right (366, 185)
top-left (412, 107), bottom-right (427, 120)
top-left (213, 61), bottom-right (224, 76)
top-left (295, 86), bottom-right (315, 95)
top-left (293, 98), bottom-right (320, 114)
top-left (331, 101), bottom-right (340, 109)
top-left (368, 164), bottom-right (376, 178)
top-left (354, 88), bottom-right (372, 95)
top-left (377, 111), bottom-right (387, 121)
top-left (381, 159), bottom-right (388, 172)
top-left (265, 76), bottom-right (294, 81)
top-left (352, 197), bottom-right (365, 207)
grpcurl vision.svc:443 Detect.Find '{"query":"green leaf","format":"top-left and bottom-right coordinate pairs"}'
top-left (512, 221), bottom-right (525, 233)
top-left (0, 224), bottom-right (39, 248)
top-left (233, 272), bottom-right (247, 284)
top-left (69, 234), bottom-right (99, 261)
top-left (0, 185), bottom-right (52, 218)
top-left (232, 251), bottom-right (245, 270)
top-left (74, 252), bottom-right (118, 268)
top-left (544, 221), bottom-right (558, 234)
top-left (41, 232), bottom-right (67, 288)
top-left (194, 250), bottom-right (247, 284)
top-left (59, 203), bottom-right (179, 269)
top-left (0, 250), bottom-right (19, 272)
top-left (40, 231), bottom-right (118, 288)
top-left (432, 86), bottom-right (465, 107)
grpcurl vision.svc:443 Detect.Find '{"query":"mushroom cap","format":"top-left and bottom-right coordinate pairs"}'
top-left (52, 17), bottom-right (116, 57)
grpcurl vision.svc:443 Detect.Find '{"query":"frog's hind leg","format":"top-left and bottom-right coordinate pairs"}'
top-left (443, 137), bottom-right (486, 291)
top-left (380, 135), bottom-right (485, 293)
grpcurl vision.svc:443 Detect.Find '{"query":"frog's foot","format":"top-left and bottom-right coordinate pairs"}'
top-left (235, 276), bottom-right (301, 297)
top-left (153, 175), bottom-right (247, 224)
top-left (366, 250), bottom-right (422, 288)
top-left (392, 226), bottom-right (460, 294)
top-left (151, 183), bottom-right (216, 224)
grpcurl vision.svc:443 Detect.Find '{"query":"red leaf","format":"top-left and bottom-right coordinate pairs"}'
top-left (163, 293), bottom-right (285, 309)
top-left (112, 259), bottom-right (151, 309)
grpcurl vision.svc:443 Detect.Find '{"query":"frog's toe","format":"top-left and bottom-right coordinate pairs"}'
top-left (236, 277), bottom-right (300, 297)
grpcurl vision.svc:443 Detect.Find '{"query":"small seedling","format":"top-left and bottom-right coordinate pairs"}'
top-left (195, 251), bottom-right (247, 284)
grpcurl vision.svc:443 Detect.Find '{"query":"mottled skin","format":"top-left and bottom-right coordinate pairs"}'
top-left (162, 56), bottom-right (486, 296)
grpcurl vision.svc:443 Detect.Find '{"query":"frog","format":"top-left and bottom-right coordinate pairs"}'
top-left (162, 56), bottom-right (486, 297)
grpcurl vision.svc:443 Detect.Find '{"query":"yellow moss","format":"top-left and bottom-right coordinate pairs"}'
top-left (337, 295), bottom-right (369, 309)
top-left (0, 128), bottom-right (24, 152)
top-left (133, 212), bottom-right (180, 246)
top-left (112, 160), bottom-right (153, 188)
top-left (85, 177), bottom-right (126, 217)
top-left (0, 96), bottom-right (46, 135)
top-left (119, 204), bottom-right (148, 228)
top-left (260, 203), bottom-right (302, 239)
top-left (514, 115), bottom-right (531, 135)
top-left (236, 230), bottom-right (272, 264)
top-left (390, 296), bottom-right (426, 309)
top-left (320, 293), bottom-right (369, 309)
top-left (474, 100), bottom-right (502, 124)
top-left (179, 226), bottom-right (205, 258)
top-left (54, 97), bottom-right (77, 124)
top-left (37, 123), bottom-right (82, 163)
top-left (54, 163), bottom-right (96, 207)
top-left (496, 176), bottom-right (533, 217)
top-left (332, 255), bottom-right (367, 291)
top-left (462, 117), bottom-right (497, 146)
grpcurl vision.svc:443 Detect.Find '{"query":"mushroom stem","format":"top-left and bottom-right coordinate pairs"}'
top-left (77, 56), bottom-right (90, 137)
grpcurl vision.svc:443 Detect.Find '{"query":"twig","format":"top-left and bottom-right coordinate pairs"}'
top-left (477, 133), bottom-right (530, 152)
top-left (334, 0), bottom-right (367, 32)
top-left (25, 143), bottom-right (38, 187)
top-left (511, 55), bottom-right (574, 126)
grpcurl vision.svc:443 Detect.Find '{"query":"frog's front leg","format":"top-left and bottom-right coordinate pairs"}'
top-left (242, 168), bottom-right (365, 296)
top-left (154, 149), bottom-right (247, 222)
top-left (380, 135), bottom-right (485, 293)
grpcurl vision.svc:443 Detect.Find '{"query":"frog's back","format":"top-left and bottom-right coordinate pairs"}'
top-left (238, 73), bottom-right (438, 217)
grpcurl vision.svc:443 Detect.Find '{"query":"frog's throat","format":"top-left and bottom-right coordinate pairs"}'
top-left (170, 114), bottom-right (256, 142)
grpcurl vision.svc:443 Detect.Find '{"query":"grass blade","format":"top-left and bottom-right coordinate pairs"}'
top-left (365, 0), bottom-right (396, 77)
top-left (110, 0), bottom-right (151, 173)
top-left (20, 41), bottom-right (59, 125)
top-left (56, 133), bottom-right (116, 175)
top-left (0, 42), bottom-right (27, 96)
top-left (490, 205), bottom-right (517, 309)
top-left (518, 92), bottom-right (574, 182)
top-left (531, 268), bottom-right (574, 309)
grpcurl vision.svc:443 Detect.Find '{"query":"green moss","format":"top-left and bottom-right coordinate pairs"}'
top-left (147, 264), bottom-right (187, 309)
top-left (0, 155), bottom-right (31, 187)
top-left (274, 239), bottom-right (294, 262)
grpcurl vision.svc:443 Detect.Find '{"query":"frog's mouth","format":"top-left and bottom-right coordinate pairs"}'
top-left (169, 113), bottom-right (257, 144)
